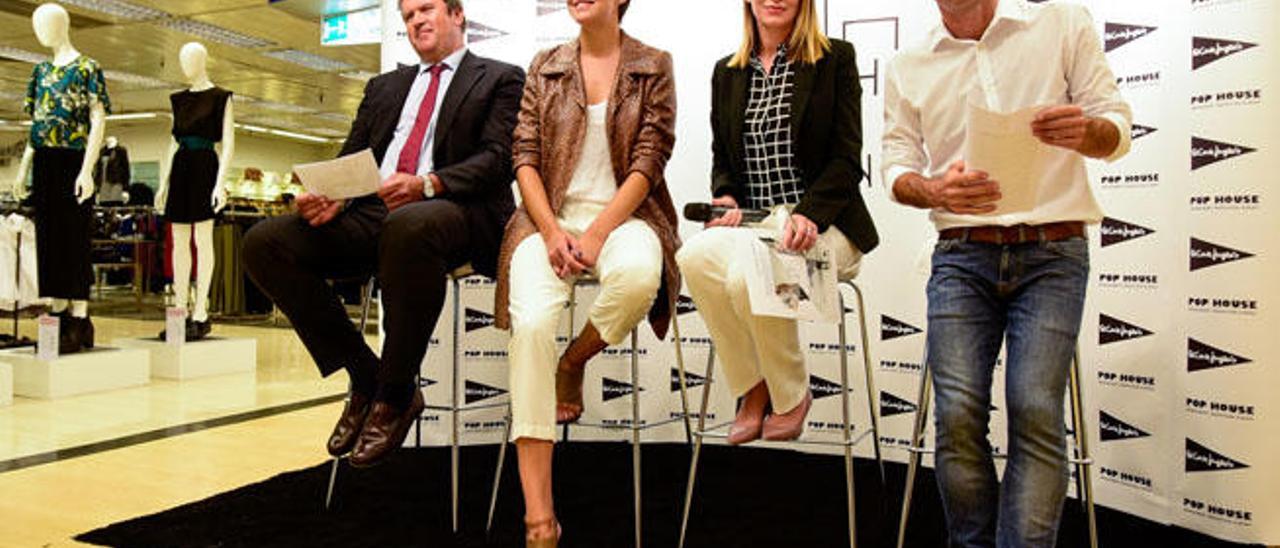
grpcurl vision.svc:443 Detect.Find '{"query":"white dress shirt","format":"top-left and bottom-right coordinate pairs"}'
top-left (882, 0), bottom-right (1132, 230)
top-left (379, 46), bottom-right (469, 186)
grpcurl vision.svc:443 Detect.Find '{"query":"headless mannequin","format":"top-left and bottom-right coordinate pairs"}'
top-left (9, 3), bottom-right (106, 321)
top-left (98, 136), bottom-right (126, 204)
top-left (155, 42), bottom-right (234, 326)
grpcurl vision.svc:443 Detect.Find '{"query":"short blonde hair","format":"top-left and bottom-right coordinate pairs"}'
top-left (729, 0), bottom-right (830, 68)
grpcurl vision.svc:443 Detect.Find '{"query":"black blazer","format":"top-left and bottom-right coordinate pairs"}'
top-left (710, 39), bottom-right (879, 253)
top-left (339, 50), bottom-right (525, 276)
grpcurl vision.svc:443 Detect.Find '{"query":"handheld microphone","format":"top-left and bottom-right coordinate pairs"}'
top-left (683, 202), bottom-right (772, 224)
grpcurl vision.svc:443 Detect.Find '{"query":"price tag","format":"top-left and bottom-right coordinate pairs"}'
top-left (166, 307), bottom-right (187, 346)
top-left (37, 314), bottom-right (59, 361)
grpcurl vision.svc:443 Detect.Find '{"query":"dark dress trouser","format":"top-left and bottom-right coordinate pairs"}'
top-left (242, 197), bottom-right (476, 396)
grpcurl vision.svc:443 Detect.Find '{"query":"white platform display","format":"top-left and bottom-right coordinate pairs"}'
top-left (0, 360), bottom-right (12, 406)
top-left (113, 337), bottom-right (256, 380)
top-left (2, 347), bottom-right (150, 399)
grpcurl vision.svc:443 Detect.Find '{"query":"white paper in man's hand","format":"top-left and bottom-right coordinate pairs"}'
top-left (293, 149), bottom-right (382, 200)
top-left (963, 103), bottom-right (1053, 216)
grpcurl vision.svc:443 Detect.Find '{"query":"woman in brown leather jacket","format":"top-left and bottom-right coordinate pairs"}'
top-left (492, 0), bottom-right (679, 545)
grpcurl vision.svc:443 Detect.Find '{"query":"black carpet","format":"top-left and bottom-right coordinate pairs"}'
top-left (77, 443), bottom-right (1259, 548)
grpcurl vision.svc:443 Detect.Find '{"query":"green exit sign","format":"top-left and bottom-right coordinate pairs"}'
top-left (322, 7), bottom-right (381, 46)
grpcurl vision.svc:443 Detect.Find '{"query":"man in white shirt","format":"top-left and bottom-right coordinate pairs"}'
top-left (243, 0), bottom-right (524, 467)
top-left (882, 0), bottom-right (1131, 545)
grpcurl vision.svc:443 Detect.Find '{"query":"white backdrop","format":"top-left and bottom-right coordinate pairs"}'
top-left (379, 0), bottom-right (1278, 543)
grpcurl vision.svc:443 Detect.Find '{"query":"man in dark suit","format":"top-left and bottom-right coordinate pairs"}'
top-left (243, 0), bottom-right (524, 467)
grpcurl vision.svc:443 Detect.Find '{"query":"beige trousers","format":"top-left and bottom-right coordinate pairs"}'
top-left (675, 207), bottom-right (862, 414)
top-left (507, 202), bottom-right (663, 441)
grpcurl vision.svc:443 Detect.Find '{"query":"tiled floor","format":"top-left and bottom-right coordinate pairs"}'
top-left (0, 313), bottom-right (353, 546)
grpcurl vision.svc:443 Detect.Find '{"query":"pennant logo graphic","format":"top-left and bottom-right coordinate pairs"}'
top-left (464, 380), bottom-right (507, 404)
top-left (670, 368), bottom-right (708, 392)
top-left (881, 315), bottom-right (923, 341)
top-left (537, 0), bottom-right (566, 16)
top-left (465, 307), bottom-right (496, 332)
top-left (1130, 124), bottom-right (1157, 140)
top-left (602, 377), bottom-right (644, 402)
top-left (1190, 238), bottom-right (1254, 271)
top-left (1192, 36), bottom-right (1258, 70)
top-left (675, 294), bottom-right (697, 316)
top-left (1187, 338), bottom-right (1252, 372)
top-left (1098, 314), bottom-right (1154, 345)
top-left (1186, 438), bottom-right (1249, 472)
top-left (466, 20), bottom-right (508, 44)
top-left (880, 391), bottom-right (919, 417)
top-left (809, 375), bottom-right (846, 400)
top-left (1192, 136), bottom-right (1255, 170)
top-left (1105, 23), bottom-right (1157, 52)
top-left (1100, 217), bottom-right (1155, 247)
top-left (1099, 410), bottom-right (1150, 441)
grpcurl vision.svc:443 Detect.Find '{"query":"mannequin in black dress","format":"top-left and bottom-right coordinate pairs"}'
top-left (154, 42), bottom-right (234, 340)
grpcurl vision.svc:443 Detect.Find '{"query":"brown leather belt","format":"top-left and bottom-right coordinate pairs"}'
top-left (939, 221), bottom-right (1085, 245)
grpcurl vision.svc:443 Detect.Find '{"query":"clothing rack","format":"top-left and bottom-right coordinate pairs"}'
top-left (0, 201), bottom-right (35, 348)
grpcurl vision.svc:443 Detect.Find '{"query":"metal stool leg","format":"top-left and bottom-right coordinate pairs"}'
top-left (450, 276), bottom-right (462, 533)
top-left (629, 328), bottom-right (643, 548)
top-left (837, 292), bottom-right (858, 548)
top-left (896, 358), bottom-right (933, 548)
top-left (847, 282), bottom-right (886, 487)
top-left (671, 313), bottom-right (693, 444)
top-left (324, 456), bottom-right (340, 509)
top-left (678, 344), bottom-right (715, 548)
top-left (1068, 350), bottom-right (1099, 548)
top-left (324, 278), bottom-right (378, 510)
top-left (561, 284), bottom-right (578, 442)
top-left (486, 401), bottom-right (512, 536)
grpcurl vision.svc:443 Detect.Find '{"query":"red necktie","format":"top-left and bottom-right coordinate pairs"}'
top-left (395, 63), bottom-right (446, 175)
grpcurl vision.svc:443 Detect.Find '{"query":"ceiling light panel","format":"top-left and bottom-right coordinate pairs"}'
top-left (58, 0), bottom-right (169, 21)
top-left (312, 112), bottom-right (352, 123)
top-left (339, 70), bottom-right (378, 82)
top-left (0, 46), bottom-right (47, 64)
top-left (250, 100), bottom-right (317, 115)
top-left (261, 49), bottom-right (355, 72)
top-left (312, 127), bottom-right (348, 138)
top-left (103, 69), bottom-right (175, 90)
top-left (157, 18), bottom-right (276, 49)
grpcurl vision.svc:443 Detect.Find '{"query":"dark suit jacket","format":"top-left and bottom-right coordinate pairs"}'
top-left (339, 50), bottom-right (525, 276)
top-left (710, 39), bottom-right (879, 253)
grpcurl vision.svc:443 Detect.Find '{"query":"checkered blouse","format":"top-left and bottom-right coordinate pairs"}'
top-left (743, 44), bottom-right (805, 209)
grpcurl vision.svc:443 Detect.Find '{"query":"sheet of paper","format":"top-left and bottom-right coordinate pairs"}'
top-left (745, 237), bottom-right (840, 324)
top-left (962, 103), bottom-right (1052, 216)
top-left (292, 149), bottom-right (382, 200)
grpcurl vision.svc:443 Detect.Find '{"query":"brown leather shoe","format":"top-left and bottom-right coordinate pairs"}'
top-left (326, 391), bottom-right (372, 457)
top-left (349, 389), bottom-right (424, 468)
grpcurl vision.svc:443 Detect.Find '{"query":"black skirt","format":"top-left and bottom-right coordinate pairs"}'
top-left (31, 147), bottom-right (93, 300)
top-left (165, 148), bottom-right (219, 223)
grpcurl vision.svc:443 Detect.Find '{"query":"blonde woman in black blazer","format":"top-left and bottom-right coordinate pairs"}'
top-left (676, 0), bottom-right (878, 445)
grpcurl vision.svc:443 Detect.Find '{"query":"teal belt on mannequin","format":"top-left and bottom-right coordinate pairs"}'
top-left (177, 136), bottom-right (215, 150)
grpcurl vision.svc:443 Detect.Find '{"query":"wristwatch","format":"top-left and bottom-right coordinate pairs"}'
top-left (421, 174), bottom-right (436, 199)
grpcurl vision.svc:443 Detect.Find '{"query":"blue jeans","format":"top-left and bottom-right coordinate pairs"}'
top-left (926, 236), bottom-right (1089, 548)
